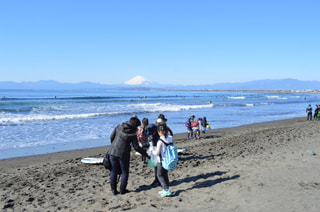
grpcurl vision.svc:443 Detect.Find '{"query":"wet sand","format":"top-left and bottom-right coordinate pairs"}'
top-left (1, 117), bottom-right (320, 212)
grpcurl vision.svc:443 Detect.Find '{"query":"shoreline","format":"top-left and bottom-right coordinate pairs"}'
top-left (0, 117), bottom-right (304, 167)
top-left (1, 88), bottom-right (317, 162)
top-left (1, 116), bottom-right (320, 211)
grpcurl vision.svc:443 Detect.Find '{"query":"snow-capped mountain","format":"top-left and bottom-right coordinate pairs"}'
top-left (124, 75), bottom-right (151, 85)
top-left (1, 78), bottom-right (320, 91)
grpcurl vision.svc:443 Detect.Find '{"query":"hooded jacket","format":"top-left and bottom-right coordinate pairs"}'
top-left (109, 121), bottom-right (148, 160)
top-left (152, 135), bottom-right (173, 163)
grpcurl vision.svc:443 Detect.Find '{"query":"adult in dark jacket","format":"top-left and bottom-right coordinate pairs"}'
top-left (108, 116), bottom-right (149, 195)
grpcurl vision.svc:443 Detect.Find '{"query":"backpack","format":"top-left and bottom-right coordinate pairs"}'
top-left (137, 127), bottom-right (146, 142)
top-left (160, 139), bottom-right (178, 171)
top-left (103, 152), bottom-right (111, 170)
top-left (191, 120), bottom-right (199, 127)
top-left (185, 119), bottom-right (191, 127)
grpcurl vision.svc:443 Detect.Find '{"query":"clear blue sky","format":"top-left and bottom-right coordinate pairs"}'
top-left (1, 0), bottom-right (319, 85)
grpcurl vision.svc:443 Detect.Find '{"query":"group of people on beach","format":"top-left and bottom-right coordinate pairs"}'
top-left (106, 113), bottom-right (210, 197)
top-left (185, 115), bottom-right (209, 140)
top-left (306, 104), bottom-right (320, 121)
top-left (107, 114), bottom-right (174, 197)
top-left (107, 102), bottom-right (317, 197)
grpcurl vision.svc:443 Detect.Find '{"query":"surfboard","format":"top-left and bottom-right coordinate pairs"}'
top-left (81, 157), bottom-right (104, 164)
top-left (177, 148), bottom-right (186, 153)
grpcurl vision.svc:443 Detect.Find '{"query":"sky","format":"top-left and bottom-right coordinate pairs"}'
top-left (0, 0), bottom-right (319, 85)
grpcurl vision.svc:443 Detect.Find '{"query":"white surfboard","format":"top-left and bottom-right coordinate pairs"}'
top-left (177, 148), bottom-right (186, 153)
top-left (81, 157), bottom-right (104, 164)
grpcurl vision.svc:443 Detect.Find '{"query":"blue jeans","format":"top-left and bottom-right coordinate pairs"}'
top-left (187, 127), bottom-right (193, 138)
top-left (109, 155), bottom-right (130, 184)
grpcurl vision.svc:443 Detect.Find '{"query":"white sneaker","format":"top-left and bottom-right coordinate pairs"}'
top-left (158, 190), bottom-right (165, 194)
top-left (160, 189), bottom-right (172, 197)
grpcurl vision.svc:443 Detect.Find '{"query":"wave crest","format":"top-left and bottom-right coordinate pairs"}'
top-left (0, 103), bottom-right (214, 124)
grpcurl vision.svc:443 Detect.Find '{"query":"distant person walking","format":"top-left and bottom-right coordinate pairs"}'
top-left (185, 115), bottom-right (195, 139)
top-left (192, 118), bottom-right (202, 140)
top-left (306, 104), bottom-right (313, 121)
top-left (313, 105), bottom-right (319, 121)
top-left (201, 117), bottom-right (208, 134)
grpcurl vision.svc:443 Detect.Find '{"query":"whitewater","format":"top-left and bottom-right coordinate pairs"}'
top-left (0, 89), bottom-right (317, 159)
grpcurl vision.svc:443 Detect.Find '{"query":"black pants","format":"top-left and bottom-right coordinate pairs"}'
top-left (307, 112), bottom-right (312, 120)
top-left (157, 162), bottom-right (169, 191)
top-left (314, 113), bottom-right (318, 119)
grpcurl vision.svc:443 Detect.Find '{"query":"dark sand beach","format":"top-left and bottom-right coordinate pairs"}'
top-left (1, 117), bottom-right (320, 212)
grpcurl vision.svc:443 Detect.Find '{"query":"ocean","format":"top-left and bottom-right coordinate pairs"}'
top-left (0, 89), bottom-right (317, 160)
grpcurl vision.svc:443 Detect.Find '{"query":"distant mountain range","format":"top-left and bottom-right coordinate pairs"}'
top-left (0, 78), bottom-right (320, 91)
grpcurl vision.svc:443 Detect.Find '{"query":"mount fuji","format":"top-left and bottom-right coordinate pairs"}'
top-left (124, 75), bottom-right (151, 85)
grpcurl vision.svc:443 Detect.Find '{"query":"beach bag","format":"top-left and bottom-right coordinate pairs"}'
top-left (191, 120), bottom-right (199, 128)
top-left (185, 119), bottom-right (191, 127)
top-left (160, 139), bottom-right (178, 171)
top-left (147, 158), bottom-right (158, 167)
top-left (147, 153), bottom-right (158, 167)
top-left (147, 146), bottom-right (158, 167)
top-left (103, 152), bottom-right (111, 170)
